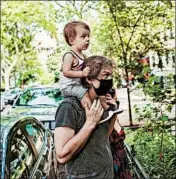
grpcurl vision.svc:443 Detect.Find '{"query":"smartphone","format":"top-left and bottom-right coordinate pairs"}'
top-left (109, 89), bottom-right (115, 97)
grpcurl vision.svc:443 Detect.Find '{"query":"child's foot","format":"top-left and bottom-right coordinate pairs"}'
top-left (108, 105), bottom-right (123, 114)
top-left (98, 110), bottom-right (114, 124)
top-left (98, 106), bottom-right (123, 124)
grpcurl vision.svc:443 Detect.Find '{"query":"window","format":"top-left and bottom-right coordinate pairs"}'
top-left (25, 122), bottom-right (44, 154)
top-left (10, 129), bottom-right (35, 179)
top-left (15, 88), bottom-right (63, 106)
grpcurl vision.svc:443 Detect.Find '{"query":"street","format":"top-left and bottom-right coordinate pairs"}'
top-left (2, 88), bottom-right (174, 128)
top-left (1, 88), bottom-right (149, 127)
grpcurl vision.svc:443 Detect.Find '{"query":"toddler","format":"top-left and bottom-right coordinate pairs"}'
top-left (60, 21), bottom-right (122, 122)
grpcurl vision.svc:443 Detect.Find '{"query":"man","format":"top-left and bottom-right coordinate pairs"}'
top-left (54, 55), bottom-right (118, 179)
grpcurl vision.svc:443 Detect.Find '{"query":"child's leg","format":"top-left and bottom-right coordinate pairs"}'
top-left (63, 84), bottom-right (92, 109)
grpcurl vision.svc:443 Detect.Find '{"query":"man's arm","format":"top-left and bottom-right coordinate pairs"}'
top-left (54, 123), bottom-right (95, 164)
top-left (105, 93), bottom-right (118, 136)
top-left (108, 115), bottom-right (117, 137)
top-left (54, 99), bottom-right (103, 164)
top-left (114, 119), bottom-right (122, 133)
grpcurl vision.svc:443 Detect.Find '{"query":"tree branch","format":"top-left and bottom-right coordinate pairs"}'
top-left (55, 1), bottom-right (64, 9)
top-left (106, 0), bottom-right (126, 59)
top-left (126, 5), bottom-right (151, 53)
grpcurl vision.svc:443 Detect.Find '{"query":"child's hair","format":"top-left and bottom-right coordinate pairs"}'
top-left (63, 21), bottom-right (90, 46)
top-left (81, 56), bottom-right (113, 88)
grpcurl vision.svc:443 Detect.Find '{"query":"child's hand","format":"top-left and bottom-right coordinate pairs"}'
top-left (82, 67), bottom-right (90, 77)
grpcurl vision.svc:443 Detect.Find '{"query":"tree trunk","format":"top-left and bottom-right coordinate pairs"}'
top-left (4, 73), bottom-right (10, 91)
top-left (4, 54), bottom-right (19, 90)
top-left (124, 64), bottom-right (133, 126)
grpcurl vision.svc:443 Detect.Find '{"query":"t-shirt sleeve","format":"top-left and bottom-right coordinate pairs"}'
top-left (55, 102), bottom-right (77, 131)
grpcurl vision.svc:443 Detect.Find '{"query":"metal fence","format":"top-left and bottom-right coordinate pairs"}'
top-left (124, 143), bottom-right (150, 179)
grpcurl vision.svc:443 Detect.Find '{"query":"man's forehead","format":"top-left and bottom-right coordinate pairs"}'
top-left (100, 67), bottom-right (113, 75)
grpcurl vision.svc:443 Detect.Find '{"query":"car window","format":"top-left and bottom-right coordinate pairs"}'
top-left (25, 122), bottom-right (44, 154)
top-left (15, 88), bottom-right (63, 106)
top-left (11, 90), bottom-right (17, 94)
top-left (10, 129), bottom-right (35, 179)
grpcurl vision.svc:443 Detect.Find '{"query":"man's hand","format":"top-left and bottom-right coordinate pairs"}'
top-left (82, 67), bottom-right (90, 77)
top-left (105, 93), bottom-right (117, 107)
top-left (84, 99), bottom-right (103, 128)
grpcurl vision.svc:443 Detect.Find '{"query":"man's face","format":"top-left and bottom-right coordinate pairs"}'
top-left (92, 66), bottom-right (113, 89)
top-left (72, 26), bottom-right (90, 50)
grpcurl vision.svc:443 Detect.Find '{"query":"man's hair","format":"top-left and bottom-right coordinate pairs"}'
top-left (81, 56), bottom-right (113, 88)
top-left (63, 21), bottom-right (90, 46)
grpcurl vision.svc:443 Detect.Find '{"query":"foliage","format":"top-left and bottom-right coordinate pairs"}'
top-left (54, 1), bottom-right (97, 20)
top-left (1, 1), bottom-right (57, 89)
top-left (1, 0), bottom-right (174, 90)
top-left (46, 48), bottom-right (62, 83)
top-left (125, 127), bottom-right (176, 179)
top-left (131, 71), bottom-right (175, 178)
top-left (95, 0), bottom-right (174, 79)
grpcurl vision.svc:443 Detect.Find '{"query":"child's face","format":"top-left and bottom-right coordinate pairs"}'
top-left (71, 26), bottom-right (90, 50)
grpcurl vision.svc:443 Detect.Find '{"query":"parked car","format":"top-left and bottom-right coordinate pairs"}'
top-left (3, 88), bottom-right (21, 105)
top-left (8, 85), bottom-right (64, 130)
top-left (0, 116), bottom-right (59, 179)
top-left (121, 78), bottom-right (127, 88)
top-left (1, 92), bottom-right (5, 111)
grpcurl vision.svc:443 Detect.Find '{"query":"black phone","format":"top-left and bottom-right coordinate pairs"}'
top-left (109, 89), bottom-right (115, 97)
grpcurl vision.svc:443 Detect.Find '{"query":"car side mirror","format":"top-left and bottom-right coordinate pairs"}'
top-left (8, 99), bottom-right (15, 105)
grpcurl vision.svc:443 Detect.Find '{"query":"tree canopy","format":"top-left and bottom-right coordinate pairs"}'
top-left (1, 0), bottom-right (175, 91)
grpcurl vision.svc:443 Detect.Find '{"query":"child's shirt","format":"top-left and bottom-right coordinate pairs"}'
top-left (60, 50), bottom-right (84, 90)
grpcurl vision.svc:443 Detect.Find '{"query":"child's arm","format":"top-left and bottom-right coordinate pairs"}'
top-left (63, 53), bottom-right (90, 78)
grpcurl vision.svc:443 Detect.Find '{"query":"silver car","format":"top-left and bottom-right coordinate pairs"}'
top-left (9, 85), bottom-right (64, 131)
top-left (0, 116), bottom-right (60, 178)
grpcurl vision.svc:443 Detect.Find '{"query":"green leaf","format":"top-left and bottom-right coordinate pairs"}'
top-left (161, 115), bottom-right (169, 121)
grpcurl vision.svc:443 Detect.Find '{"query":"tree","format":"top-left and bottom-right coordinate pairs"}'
top-left (1, 1), bottom-right (57, 90)
top-left (94, 0), bottom-right (175, 125)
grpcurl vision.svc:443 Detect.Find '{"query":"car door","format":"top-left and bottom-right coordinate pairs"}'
top-left (8, 127), bottom-right (36, 179)
top-left (22, 120), bottom-right (54, 178)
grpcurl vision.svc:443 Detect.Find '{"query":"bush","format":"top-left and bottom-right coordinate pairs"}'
top-left (125, 127), bottom-right (176, 179)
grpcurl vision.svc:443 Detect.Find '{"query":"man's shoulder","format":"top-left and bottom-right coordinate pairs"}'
top-left (61, 97), bottom-right (81, 108)
top-left (62, 96), bottom-right (79, 102)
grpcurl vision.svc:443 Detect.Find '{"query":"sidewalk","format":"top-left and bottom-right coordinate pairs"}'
top-left (117, 88), bottom-right (175, 127)
top-left (117, 88), bottom-right (150, 127)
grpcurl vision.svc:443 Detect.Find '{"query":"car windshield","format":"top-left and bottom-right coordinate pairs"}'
top-left (3, 89), bottom-right (20, 96)
top-left (14, 87), bottom-right (63, 107)
top-left (11, 89), bottom-right (20, 94)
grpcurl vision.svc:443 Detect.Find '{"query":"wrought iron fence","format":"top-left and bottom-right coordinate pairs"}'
top-left (124, 143), bottom-right (150, 179)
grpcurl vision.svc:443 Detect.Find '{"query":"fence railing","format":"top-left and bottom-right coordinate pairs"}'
top-left (124, 143), bottom-right (150, 179)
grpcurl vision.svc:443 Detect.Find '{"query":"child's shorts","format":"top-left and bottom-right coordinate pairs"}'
top-left (61, 84), bottom-right (88, 101)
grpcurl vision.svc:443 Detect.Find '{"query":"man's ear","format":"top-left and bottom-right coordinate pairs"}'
top-left (86, 78), bottom-right (93, 85)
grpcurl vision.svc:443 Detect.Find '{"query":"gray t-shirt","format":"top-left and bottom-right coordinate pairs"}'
top-left (55, 97), bottom-right (114, 179)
